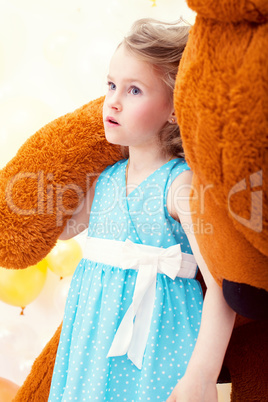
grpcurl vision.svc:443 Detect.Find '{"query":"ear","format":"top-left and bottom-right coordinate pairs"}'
top-left (168, 110), bottom-right (177, 124)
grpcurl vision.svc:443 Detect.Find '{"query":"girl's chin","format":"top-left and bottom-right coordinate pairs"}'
top-left (105, 133), bottom-right (128, 147)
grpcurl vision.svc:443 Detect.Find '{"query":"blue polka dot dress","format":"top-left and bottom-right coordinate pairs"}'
top-left (49, 159), bottom-right (203, 401)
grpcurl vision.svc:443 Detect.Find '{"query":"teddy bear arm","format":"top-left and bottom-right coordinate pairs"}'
top-left (13, 323), bottom-right (62, 402)
top-left (0, 97), bottom-right (122, 269)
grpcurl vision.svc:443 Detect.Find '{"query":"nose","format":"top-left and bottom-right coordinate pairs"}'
top-left (108, 93), bottom-right (122, 111)
top-left (111, 104), bottom-right (121, 111)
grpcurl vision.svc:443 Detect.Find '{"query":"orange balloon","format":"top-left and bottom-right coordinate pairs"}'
top-left (0, 260), bottom-right (48, 309)
top-left (0, 377), bottom-right (19, 401)
top-left (46, 239), bottom-right (82, 278)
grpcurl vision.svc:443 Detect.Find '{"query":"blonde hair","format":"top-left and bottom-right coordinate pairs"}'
top-left (120, 18), bottom-right (190, 158)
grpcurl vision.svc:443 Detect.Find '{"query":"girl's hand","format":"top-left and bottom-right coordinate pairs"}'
top-left (166, 374), bottom-right (218, 402)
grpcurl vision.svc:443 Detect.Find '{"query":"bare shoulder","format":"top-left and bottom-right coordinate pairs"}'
top-left (166, 169), bottom-right (193, 221)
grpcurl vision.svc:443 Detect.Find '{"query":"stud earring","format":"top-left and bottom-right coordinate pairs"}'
top-left (169, 117), bottom-right (176, 124)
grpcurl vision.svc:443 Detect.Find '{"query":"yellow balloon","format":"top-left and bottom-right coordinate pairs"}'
top-left (46, 239), bottom-right (82, 278)
top-left (0, 377), bottom-right (19, 402)
top-left (0, 260), bottom-right (48, 309)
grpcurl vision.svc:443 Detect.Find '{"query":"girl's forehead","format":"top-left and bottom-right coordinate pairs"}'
top-left (110, 45), bottom-right (149, 69)
top-left (109, 45), bottom-right (159, 83)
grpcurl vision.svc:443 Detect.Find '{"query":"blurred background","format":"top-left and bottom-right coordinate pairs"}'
top-left (0, 0), bottom-right (230, 399)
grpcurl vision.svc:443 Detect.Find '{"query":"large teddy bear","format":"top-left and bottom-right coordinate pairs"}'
top-left (0, 0), bottom-right (267, 401)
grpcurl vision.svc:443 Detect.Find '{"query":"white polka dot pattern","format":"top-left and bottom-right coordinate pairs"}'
top-left (49, 159), bottom-right (203, 401)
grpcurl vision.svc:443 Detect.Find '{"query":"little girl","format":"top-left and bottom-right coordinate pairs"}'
top-left (49, 19), bottom-right (235, 402)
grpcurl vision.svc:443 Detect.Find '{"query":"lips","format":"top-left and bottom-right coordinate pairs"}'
top-left (105, 116), bottom-right (120, 126)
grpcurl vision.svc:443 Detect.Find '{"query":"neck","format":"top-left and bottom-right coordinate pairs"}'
top-left (125, 146), bottom-right (173, 196)
top-left (128, 146), bottom-right (169, 172)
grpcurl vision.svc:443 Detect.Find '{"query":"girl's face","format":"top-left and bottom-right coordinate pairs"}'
top-left (103, 44), bottom-right (174, 150)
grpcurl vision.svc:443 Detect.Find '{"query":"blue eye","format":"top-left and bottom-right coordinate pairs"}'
top-left (129, 86), bottom-right (141, 95)
top-left (107, 81), bottom-right (116, 91)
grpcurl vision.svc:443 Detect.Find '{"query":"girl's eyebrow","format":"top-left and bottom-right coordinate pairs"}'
top-left (107, 75), bottom-right (148, 87)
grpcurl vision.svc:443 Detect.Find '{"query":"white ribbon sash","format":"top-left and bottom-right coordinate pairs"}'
top-left (83, 237), bottom-right (197, 369)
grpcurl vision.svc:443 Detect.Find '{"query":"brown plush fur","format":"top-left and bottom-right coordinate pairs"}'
top-left (224, 320), bottom-right (268, 401)
top-left (0, 1), bottom-right (266, 401)
top-left (0, 96), bottom-right (122, 269)
top-left (13, 325), bottom-right (62, 402)
top-left (175, 0), bottom-right (268, 290)
top-left (174, 0), bottom-right (268, 399)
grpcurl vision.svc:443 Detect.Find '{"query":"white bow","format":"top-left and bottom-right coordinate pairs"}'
top-left (107, 239), bottom-right (182, 369)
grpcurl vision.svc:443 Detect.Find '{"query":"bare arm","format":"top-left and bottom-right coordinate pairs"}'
top-left (166, 171), bottom-right (236, 401)
top-left (59, 176), bottom-right (98, 240)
